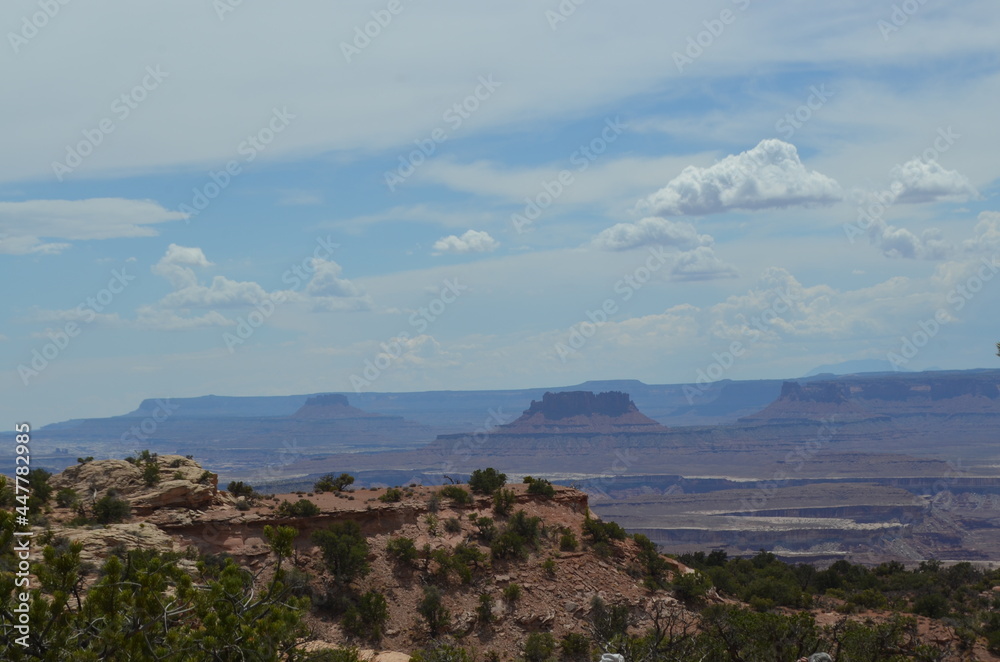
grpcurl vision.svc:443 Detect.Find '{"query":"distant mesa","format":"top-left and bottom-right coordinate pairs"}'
top-left (292, 394), bottom-right (381, 420)
top-left (499, 391), bottom-right (668, 434)
top-left (739, 381), bottom-right (884, 424)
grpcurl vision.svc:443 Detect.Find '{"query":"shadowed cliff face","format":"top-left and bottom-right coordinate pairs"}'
top-left (780, 381), bottom-right (851, 403)
top-left (740, 381), bottom-right (883, 424)
top-left (497, 391), bottom-right (668, 433)
top-left (292, 393), bottom-right (381, 419)
top-left (523, 391), bottom-right (635, 419)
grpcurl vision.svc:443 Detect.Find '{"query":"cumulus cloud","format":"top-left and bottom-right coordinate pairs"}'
top-left (963, 212), bottom-right (1000, 255)
top-left (861, 210), bottom-right (995, 262)
top-left (306, 259), bottom-right (364, 298)
top-left (670, 247), bottom-right (739, 281)
top-left (639, 139), bottom-right (842, 216)
top-left (593, 217), bottom-right (712, 251)
top-left (129, 245), bottom-right (371, 329)
top-left (432, 229), bottom-right (499, 255)
top-left (888, 158), bottom-right (978, 204)
top-left (151, 244), bottom-right (214, 289)
top-left (0, 198), bottom-right (187, 255)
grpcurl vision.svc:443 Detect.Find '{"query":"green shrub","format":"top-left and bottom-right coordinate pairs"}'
top-left (312, 520), bottom-right (370, 588)
top-left (227, 481), bottom-right (255, 498)
top-left (582, 513), bottom-right (627, 543)
top-left (476, 592), bottom-right (495, 623)
top-left (559, 633), bottom-right (590, 662)
top-left (492, 488), bottom-right (515, 516)
top-left (444, 517), bottom-right (462, 534)
top-left (526, 478), bottom-right (556, 498)
top-left (523, 632), bottom-right (557, 662)
top-left (315, 473), bottom-right (355, 493)
top-left (417, 586), bottom-right (450, 637)
top-left (379, 488), bottom-right (402, 503)
top-left (913, 592), bottom-right (949, 619)
top-left (94, 493), bottom-right (131, 524)
top-left (386, 536), bottom-right (418, 564)
top-left (276, 499), bottom-right (321, 517)
top-left (342, 590), bottom-right (389, 642)
top-left (475, 516), bottom-right (497, 542)
top-left (672, 570), bottom-right (712, 604)
top-left (503, 583), bottom-right (522, 603)
top-left (439, 485), bottom-right (472, 505)
top-left (55, 488), bottom-right (79, 509)
top-left (468, 468), bottom-right (507, 494)
top-left (28, 468), bottom-right (52, 504)
top-left (142, 462), bottom-right (161, 486)
top-left (559, 531), bottom-right (578, 551)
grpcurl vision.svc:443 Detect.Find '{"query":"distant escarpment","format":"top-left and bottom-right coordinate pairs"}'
top-left (739, 381), bottom-right (888, 424)
top-left (498, 391), bottom-right (668, 434)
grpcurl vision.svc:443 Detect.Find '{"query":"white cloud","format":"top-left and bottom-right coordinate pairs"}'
top-left (862, 210), bottom-right (997, 262)
top-left (432, 230), bottom-right (499, 255)
top-left (593, 217), bottom-right (711, 251)
top-left (133, 307), bottom-right (231, 330)
top-left (640, 139), bottom-right (842, 216)
top-left (963, 212), bottom-right (1000, 255)
top-left (888, 158), bottom-right (978, 204)
top-left (306, 259), bottom-right (364, 297)
top-left (160, 276), bottom-right (273, 309)
top-left (0, 198), bottom-right (187, 255)
top-left (151, 244), bottom-right (214, 289)
top-left (670, 247), bottom-right (740, 281)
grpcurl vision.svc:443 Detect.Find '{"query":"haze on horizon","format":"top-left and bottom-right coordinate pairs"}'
top-left (2, 1), bottom-right (999, 427)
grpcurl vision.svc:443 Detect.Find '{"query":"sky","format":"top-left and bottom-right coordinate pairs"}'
top-left (2, 0), bottom-right (1000, 426)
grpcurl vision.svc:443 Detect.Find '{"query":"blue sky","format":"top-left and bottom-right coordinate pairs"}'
top-left (2, 0), bottom-right (999, 425)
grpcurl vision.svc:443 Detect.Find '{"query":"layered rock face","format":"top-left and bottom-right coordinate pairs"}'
top-left (739, 381), bottom-right (885, 424)
top-left (50, 454), bottom-right (224, 514)
top-left (499, 391), bottom-right (668, 434)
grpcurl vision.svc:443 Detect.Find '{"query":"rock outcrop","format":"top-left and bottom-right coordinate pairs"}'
top-left (50, 454), bottom-right (222, 515)
top-left (739, 381), bottom-right (885, 424)
top-left (499, 391), bottom-right (668, 434)
top-left (292, 393), bottom-right (382, 419)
